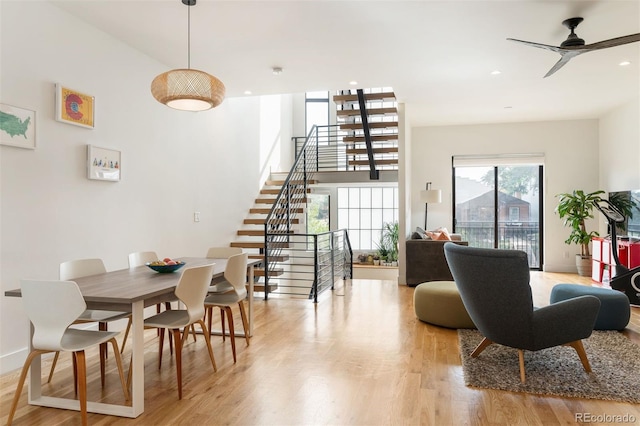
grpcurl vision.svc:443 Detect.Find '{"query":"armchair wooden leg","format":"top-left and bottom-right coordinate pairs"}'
top-left (7, 349), bottom-right (50, 426)
top-left (158, 328), bottom-right (165, 369)
top-left (470, 337), bottom-right (493, 357)
top-left (518, 349), bottom-right (526, 384)
top-left (567, 339), bottom-right (591, 373)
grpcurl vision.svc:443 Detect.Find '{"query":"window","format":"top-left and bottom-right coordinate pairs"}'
top-left (305, 91), bottom-right (329, 136)
top-left (337, 187), bottom-right (398, 250)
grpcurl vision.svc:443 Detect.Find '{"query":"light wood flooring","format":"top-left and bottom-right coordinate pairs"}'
top-left (1, 272), bottom-right (639, 425)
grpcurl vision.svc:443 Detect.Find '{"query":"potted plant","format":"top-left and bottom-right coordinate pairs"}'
top-left (555, 189), bottom-right (605, 276)
top-left (382, 221), bottom-right (399, 267)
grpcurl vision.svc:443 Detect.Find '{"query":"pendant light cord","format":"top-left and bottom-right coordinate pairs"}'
top-left (187, 3), bottom-right (191, 69)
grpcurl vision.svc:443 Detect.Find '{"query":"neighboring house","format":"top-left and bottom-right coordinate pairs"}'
top-left (456, 190), bottom-right (531, 223)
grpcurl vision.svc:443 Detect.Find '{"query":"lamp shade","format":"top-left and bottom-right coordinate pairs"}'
top-left (420, 189), bottom-right (442, 204)
top-left (151, 68), bottom-right (225, 111)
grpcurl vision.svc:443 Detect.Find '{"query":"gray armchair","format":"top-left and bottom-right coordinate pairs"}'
top-left (443, 243), bottom-right (601, 383)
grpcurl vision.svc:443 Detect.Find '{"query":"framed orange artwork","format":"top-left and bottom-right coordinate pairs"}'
top-left (55, 84), bottom-right (95, 129)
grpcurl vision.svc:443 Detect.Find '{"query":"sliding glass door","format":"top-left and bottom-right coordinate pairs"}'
top-left (453, 164), bottom-right (543, 269)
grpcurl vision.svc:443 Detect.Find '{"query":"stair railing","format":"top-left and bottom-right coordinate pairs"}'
top-left (263, 125), bottom-right (320, 299)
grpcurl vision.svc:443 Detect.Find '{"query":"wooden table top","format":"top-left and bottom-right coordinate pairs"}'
top-left (5, 257), bottom-right (260, 305)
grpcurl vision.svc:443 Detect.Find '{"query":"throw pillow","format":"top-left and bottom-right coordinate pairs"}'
top-left (437, 227), bottom-right (452, 241)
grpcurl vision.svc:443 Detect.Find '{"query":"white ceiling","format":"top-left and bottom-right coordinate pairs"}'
top-left (51, 0), bottom-right (640, 127)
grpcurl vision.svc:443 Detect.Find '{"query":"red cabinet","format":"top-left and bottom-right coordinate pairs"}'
top-left (591, 237), bottom-right (640, 283)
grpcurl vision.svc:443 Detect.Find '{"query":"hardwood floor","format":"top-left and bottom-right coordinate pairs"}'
top-left (2, 272), bottom-right (638, 425)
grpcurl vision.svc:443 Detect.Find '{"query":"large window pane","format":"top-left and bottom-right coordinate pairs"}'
top-left (337, 186), bottom-right (398, 251)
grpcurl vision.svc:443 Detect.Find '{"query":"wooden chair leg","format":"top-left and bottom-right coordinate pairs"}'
top-left (225, 306), bottom-right (237, 363)
top-left (108, 338), bottom-right (130, 401)
top-left (120, 317), bottom-right (132, 354)
top-left (72, 353), bottom-right (78, 395)
top-left (206, 306), bottom-right (213, 337)
top-left (220, 308), bottom-right (226, 341)
top-left (158, 328), bottom-right (165, 369)
top-left (98, 322), bottom-right (107, 387)
top-left (238, 300), bottom-right (250, 346)
top-left (47, 351), bottom-right (60, 383)
top-left (127, 354), bottom-right (133, 391)
top-left (567, 339), bottom-right (591, 372)
top-left (74, 350), bottom-right (88, 426)
top-left (7, 349), bottom-right (49, 426)
top-left (172, 329), bottom-right (183, 400)
top-left (190, 324), bottom-right (197, 342)
top-left (470, 337), bottom-right (493, 357)
top-left (518, 349), bottom-right (526, 384)
top-left (196, 319), bottom-right (217, 372)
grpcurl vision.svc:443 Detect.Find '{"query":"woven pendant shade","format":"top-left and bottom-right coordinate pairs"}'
top-left (151, 68), bottom-right (225, 111)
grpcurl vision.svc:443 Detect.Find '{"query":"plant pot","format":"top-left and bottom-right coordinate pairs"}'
top-left (576, 255), bottom-right (592, 277)
top-left (373, 260), bottom-right (380, 266)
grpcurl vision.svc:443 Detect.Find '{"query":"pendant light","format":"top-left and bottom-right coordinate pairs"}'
top-left (151, 0), bottom-right (225, 111)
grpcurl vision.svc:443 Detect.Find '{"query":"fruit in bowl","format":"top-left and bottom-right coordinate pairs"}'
top-left (146, 258), bottom-right (185, 273)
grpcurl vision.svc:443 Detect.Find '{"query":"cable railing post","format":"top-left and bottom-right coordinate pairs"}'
top-left (313, 234), bottom-right (319, 303)
top-left (330, 231), bottom-right (335, 290)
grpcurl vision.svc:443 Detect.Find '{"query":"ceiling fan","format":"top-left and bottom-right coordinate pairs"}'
top-left (507, 17), bottom-right (640, 78)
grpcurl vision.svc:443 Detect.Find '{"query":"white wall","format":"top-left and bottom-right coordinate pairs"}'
top-left (410, 119), bottom-right (600, 273)
top-left (0, 1), bottom-right (292, 373)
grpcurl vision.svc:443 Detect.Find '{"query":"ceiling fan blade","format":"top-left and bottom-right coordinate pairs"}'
top-left (544, 54), bottom-right (573, 78)
top-left (507, 38), bottom-right (562, 53)
top-left (583, 33), bottom-right (640, 51)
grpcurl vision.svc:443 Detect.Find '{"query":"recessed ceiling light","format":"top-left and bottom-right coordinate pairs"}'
top-left (244, 90), bottom-right (252, 95)
top-left (272, 67), bottom-right (283, 75)
top-left (349, 81), bottom-right (358, 85)
top-left (504, 106), bottom-right (513, 109)
top-left (491, 70), bottom-right (502, 75)
top-left (619, 61), bottom-right (631, 66)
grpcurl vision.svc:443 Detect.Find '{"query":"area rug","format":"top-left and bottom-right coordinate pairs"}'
top-left (458, 329), bottom-right (640, 403)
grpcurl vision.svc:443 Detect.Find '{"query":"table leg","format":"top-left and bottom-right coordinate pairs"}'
top-left (247, 264), bottom-right (254, 337)
top-left (130, 300), bottom-right (144, 416)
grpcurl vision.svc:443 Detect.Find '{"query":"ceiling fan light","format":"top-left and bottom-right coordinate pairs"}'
top-left (151, 68), bottom-right (225, 111)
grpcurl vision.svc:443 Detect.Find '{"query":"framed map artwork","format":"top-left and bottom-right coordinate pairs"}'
top-left (87, 145), bottom-right (121, 182)
top-left (0, 103), bottom-right (36, 149)
top-left (56, 84), bottom-right (95, 129)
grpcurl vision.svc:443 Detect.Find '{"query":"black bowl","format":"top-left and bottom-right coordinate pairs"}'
top-left (146, 261), bottom-right (186, 273)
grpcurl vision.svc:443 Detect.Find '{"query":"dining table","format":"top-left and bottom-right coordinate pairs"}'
top-left (4, 256), bottom-right (261, 418)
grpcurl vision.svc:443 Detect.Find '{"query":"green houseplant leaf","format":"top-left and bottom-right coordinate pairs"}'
top-left (555, 189), bottom-right (605, 257)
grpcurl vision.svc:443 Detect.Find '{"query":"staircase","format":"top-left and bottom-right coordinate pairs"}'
top-left (230, 178), bottom-right (312, 292)
top-left (333, 89), bottom-right (398, 177)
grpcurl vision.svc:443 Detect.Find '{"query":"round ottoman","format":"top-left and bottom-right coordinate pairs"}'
top-left (550, 283), bottom-right (630, 330)
top-left (413, 281), bottom-right (476, 329)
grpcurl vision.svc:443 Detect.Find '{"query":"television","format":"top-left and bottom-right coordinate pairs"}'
top-left (608, 190), bottom-right (640, 239)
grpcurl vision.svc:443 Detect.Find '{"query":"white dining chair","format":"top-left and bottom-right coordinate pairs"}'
top-left (204, 253), bottom-right (250, 363)
top-left (48, 259), bottom-right (130, 385)
top-left (143, 263), bottom-right (217, 399)
top-left (7, 279), bottom-right (129, 426)
top-left (206, 247), bottom-right (243, 293)
top-left (121, 251), bottom-right (182, 354)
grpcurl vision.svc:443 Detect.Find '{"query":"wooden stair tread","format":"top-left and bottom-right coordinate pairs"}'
top-left (348, 159), bottom-right (398, 166)
top-left (238, 229), bottom-right (294, 236)
top-left (343, 134), bottom-right (398, 143)
top-left (254, 268), bottom-right (284, 277)
top-left (255, 197), bottom-right (307, 204)
top-left (333, 92), bottom-right (396, 103)
top-left (260, 188), bottom-right (311, 195)
top-left (346, 147), bottom-right (398, 154)
top-left (244, 218), bottom-right (300, 225)
top-left (264, 179), bottom-right (316, 186)
top-left (230, 241), bottom-right (290, 249)
top-left (340, 121), bottom-right (398, 130)
top-left (251, 283), bottom-right (278, 293)
top-left (248, 254), bottom-right (290, 262)
top-left (337, 107), bottom-right (397, 117)
top-left (249, 207), bottom-right (304, 214)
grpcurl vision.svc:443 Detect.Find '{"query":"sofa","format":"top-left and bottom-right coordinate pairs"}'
top-left (406, 230), bottom-right (468, 286)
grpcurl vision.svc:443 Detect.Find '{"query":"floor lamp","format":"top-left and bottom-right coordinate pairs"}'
top-left (420, 182), bottom-right (442, 230)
